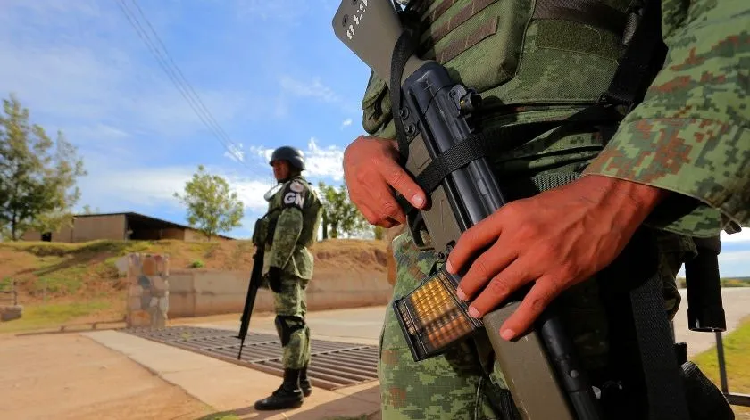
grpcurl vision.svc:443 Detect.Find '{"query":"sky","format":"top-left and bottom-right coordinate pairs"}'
top-left (1, 0), bottom-right (748, 277)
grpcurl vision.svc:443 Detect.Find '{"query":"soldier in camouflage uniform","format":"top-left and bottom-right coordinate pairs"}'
top-left (342, 0), bottom-right (749, 419)
top-left (253, 146), bottom-right (323, 411)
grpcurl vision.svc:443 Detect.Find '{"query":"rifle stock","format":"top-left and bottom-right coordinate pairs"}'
top-left (332, 1), bottom-right (599, 419)
top-left (236, 244), bottom-right (264, 359)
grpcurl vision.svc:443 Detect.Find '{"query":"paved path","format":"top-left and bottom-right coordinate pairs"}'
top-left (0, 333), bottom-right (211, 420)
top-left (201, 288), bottom-right (750, 358)
top-left (673, 288), bottom-right (750, 357)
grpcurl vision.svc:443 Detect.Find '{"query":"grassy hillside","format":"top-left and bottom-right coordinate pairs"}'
top-left (0, 238), bottom-right (388, 305)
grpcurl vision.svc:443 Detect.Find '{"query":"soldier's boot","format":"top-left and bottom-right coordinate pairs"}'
top-left (254, 368), bottom-right (305, 410)
top-left (300, 365), bottom-right (312, 397)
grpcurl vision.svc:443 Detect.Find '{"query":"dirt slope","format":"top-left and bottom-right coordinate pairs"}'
top-left (0, 238), bottom-right (388, 304)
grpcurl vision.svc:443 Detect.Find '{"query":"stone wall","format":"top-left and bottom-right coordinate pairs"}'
top-left (0, 280), bottom-right (22, 322)
top-left (125, 253), bottom-right (171, 327)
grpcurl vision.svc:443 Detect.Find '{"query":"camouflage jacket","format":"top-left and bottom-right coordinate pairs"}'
top-left (360, 0), bottom-right (749, 239)
top-left (582, 0), bottom-right (750, 237)
top-left (256, 176), bottom-right (322, 280)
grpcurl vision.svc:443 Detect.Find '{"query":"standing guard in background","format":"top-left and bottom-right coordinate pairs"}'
top-left (252, 146), bottom-right (323, 410)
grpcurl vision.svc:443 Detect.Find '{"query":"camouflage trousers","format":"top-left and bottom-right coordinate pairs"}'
top-left (378, 230), bottom-right (694, 420)
top-left (274, 273), bottom-right (312, 369)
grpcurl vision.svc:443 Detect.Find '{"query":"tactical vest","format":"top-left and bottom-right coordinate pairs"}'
top-left (254, 176), bottom-right (322, 249)
top-left (363, 0), bottom-right (632, 142)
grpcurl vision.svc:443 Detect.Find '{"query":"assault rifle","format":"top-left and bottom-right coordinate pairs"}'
top-left (236, 233), bottom-right (265, 359)
top-left (331, 1), bottom-right (600, 419)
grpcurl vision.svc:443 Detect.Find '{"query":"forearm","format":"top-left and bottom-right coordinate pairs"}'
top-left (583, 0), bottom-right (750, 236)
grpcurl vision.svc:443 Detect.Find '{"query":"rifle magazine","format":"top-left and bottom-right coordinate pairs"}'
top-left (393, 267), bottom-right (484, 362)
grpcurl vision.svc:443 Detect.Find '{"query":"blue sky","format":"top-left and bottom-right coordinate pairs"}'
top-left (0, 0), bottom-right (365, 234)
top-left (1, 0), bottom-right (749, 276)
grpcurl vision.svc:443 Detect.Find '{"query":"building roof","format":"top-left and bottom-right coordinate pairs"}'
top-left (74, 211), bottom-right (236, 240)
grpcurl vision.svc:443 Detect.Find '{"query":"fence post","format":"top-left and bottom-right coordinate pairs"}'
top-left (715, 330), bottom-right (729, 393)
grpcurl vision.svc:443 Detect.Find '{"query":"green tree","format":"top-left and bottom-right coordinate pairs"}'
top-left (80, 204), bottom-right (100, 215)
top-left (0, 95), bottom-right (86, 241)
top-left (173, 165), bottom-right (244, 240)
top-left (317, 181), bottom-right (368, 239)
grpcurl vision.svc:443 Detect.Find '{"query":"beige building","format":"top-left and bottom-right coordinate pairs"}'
top-left (21, 212), bottom-right (235, 243)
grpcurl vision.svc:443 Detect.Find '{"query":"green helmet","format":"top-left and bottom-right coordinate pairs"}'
top-left (270, 146), bottom-right (305, 171)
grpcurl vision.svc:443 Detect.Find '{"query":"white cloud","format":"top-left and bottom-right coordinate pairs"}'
top-left (278, 76), bottom-right (359, 114)
top-left (78, 160), bottom-right (276, 216)
top-left (341, 118), bottom-right (353, 129)
top-left (224, 143), bottom-right (246, 162)
top-left (721, 229), bottom-right (750, 243)
top-left (305, 137), bottom-right (345, 179)
top-left (227, 138), bottom-right (345, 180)
top-left (279, 76), bottom-right (343, 104)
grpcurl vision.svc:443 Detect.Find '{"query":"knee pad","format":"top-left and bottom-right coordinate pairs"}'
top-left (275, 315), bottom-right (306, 346)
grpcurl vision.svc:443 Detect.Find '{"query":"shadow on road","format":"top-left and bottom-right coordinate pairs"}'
top-left (195, 386), bottom-right (381, 420)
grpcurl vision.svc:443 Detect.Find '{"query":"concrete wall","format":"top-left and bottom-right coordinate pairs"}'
top-left (167, 267), bottom-right (392, 317)
top-left (72, 215), bottom-right (126, 242)
top-left (21, 216), bottom-right (121, 243)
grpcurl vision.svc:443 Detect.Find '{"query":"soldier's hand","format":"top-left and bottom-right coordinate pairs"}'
top-left (445, 175), bottom-right (668, 341)
top-left (343, 136), bottom-right (427, 227)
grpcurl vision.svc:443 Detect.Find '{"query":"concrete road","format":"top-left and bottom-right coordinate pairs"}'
top-left (673, 287), bottom-right (750, 357)
top-left (200, 288), bottom-right (750, 358)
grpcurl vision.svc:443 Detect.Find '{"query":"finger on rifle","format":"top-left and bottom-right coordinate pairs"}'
top-left (380, 159), bottom-right (427, 210)
top-left (357, 194), bottom-right (402, 227)
top-left (456, 241), bottom-right (516, 301)
top-left (357, 200), bottom-right (385, 226)
top-left (446, 215), bottom-right (504, 275)
top-left (375, 185), bottom-right (406, 225)
top-left (467, 258), bottom-right (532, 318)
top-left (498, 276), bottom-right (559, 341)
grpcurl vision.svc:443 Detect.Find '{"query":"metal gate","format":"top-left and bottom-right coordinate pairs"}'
top-left (120, 325), bottom-right (379, 391)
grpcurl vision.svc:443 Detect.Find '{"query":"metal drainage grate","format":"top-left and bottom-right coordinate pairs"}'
top-left (119, 325), bottom-right (379, 390)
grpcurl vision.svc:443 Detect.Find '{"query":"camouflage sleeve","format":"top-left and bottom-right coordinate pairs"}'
top-left (361, 70), bottom-right (397, 140)
top-left (268, 180), bottom-right (306, 269)
top-left (582, 0), bottom-right (750, 237)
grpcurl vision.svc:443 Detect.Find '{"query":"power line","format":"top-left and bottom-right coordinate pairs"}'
top-left (114, 0), bottom-right (266, 178)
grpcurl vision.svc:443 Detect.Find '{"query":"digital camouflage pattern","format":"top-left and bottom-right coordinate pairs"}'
top-left (275, 272), bottom-right (312, 369)
top-left (583, 0), bottom-right (750, 238)
top-left (380, 228), bottom-right (689, 419)
top-left (258, 175), bottom-right (321, 370)
top-left (359, 0), bottom-right (749, 418)
top-left (380, 234), bottom-right (506, 419)
top-left (262, 175), bottom-right (323, 279)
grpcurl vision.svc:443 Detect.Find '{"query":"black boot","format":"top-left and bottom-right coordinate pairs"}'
top-left (300, 365), bottom-right (312, 397)
top-left (254, 368), bottom-right (305, 410)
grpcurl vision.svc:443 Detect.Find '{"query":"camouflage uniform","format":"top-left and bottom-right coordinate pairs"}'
top-left (358, 0), bottom-right (749, 418)
top-left (261, 174), bottom-right (322, 369)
